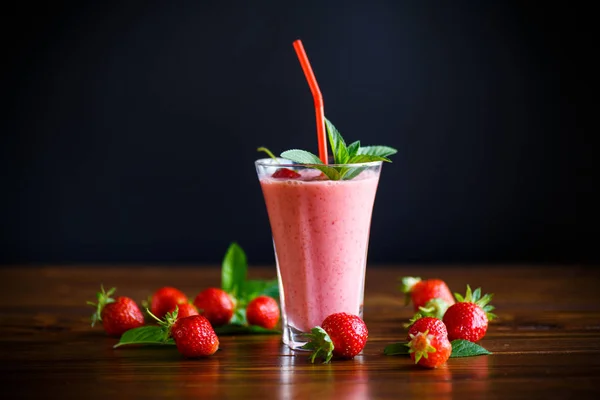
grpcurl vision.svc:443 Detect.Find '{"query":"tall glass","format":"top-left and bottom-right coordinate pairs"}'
top-left (255, 158), bottom-right (383, 350)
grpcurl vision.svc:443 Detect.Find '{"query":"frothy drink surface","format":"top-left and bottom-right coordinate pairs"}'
top-left (259, 170), bottom-right (380, 332)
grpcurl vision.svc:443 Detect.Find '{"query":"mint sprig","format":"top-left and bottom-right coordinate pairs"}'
top-left (279, 118), bottom-right (397, 180)
top-left (220, 242), bottom-right (281, 330)
top-left (221, 242), bottom-right (248, 299)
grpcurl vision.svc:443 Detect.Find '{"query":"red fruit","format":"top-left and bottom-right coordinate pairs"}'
top-left (271, 168), bottom-right (301, 179)
top-left (302, 312), bottom-right (369, 363)
top-left (193, 288), bottom-right (234, 326)
top-left (246, 295), bottom-right (280, 329)
top-left (407, 316), bottom-right (448, 340)
top-left (407, 317), bottom-right (452, 369)
top-left (171, 315), bottom-right (219, 358)
top-left (442, 285), bottom-right (496, 342)
top-left (150, 287), bottom-right (188, 319)
top-left (401, 276), bottom-right (455, 315)
top-left (176, 303), bottom-right (199, 319)
top-left (87, 285), bottom-right (144, 337)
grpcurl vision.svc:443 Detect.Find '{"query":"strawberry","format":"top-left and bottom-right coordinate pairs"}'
top-left (176, 303), bottom-right (199, 319)
top-left (150, 286), bottom-right (188, 319)
top-left (272, 168), bottom-right (301, 179)
top-left (302, 312), bottom-right (368, 363)
top-left (442, 285), bottom-right (496, 342)
top-left (171, 315), bottom-right (219, 357)
top-left (406, 316), bottom-right (452, 369)
top-left (148, 308), bottom-right (219, 358)
top-left (401, 276), bottom-right (455, 318)
top-left (246, 295), bottom-right (280, 329)
top-left (193, 287), bottom-right (235, 326)
top-left (87, 285), bottom-right (144, 337)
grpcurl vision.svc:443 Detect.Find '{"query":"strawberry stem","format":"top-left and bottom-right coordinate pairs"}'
top-left (86, 284), bottom-right (116, 327)
top-left (400, 277), bottom-right (421, 306)
top-left (300, 327), bottom-right (335, 364)
top-left (418, 298), bottom-right (451, 320)
top-left (146, 307), bottom-right (178, 341)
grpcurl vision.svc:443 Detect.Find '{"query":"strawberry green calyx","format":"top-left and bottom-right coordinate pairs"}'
top-left (400, 276), bottom-right (422, 305)
top-left (418, 298), bottom-right (451, 320)
top-left (407, 330), bottom-right (437, 364)
top-left (455, 285), bottom-right (497, 321)
top-left (403, 312), bottom-right (424, 329)
top-left (146, 307), bottom-right (179, 341)
top-left (301, 327), bottom-right (335, 364)
top-left (86, 284), bottom-right (116, 327)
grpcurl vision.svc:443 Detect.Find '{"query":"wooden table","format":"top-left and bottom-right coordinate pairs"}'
top-left (2, 265), bottom-right (600, 399)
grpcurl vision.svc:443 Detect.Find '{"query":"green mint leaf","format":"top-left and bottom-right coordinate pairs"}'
top-left (280, 149), bottom-right (323, 165)
top-left (358, 145), bottom-right (398, 158)
top-left (280, 150), bottom-right (341, 180)
top-left (340, 166), bottom-right (367, 181)
top-left (325, 118), bottom-right (349, 164)
top-left (260, 280), bottom-right (280, 299)
top-left (450, 340), bottom-right (492, 357)
top-left (221, 242), bottom-right (248, 297)
top-left (346, 154), bottom-right (391, 164)
top-left (113, 326), bottom-right (175, 348)
top-left (214, 324), bottom-right (281, 335)
top-left (347, 141), bottom-right (361, 158)
top-left (383, 341), bottom-right (410, 355)
top-left (241, 279), bottom-right (279, 302)
top-left (229, 307), bottom-right (247, 325)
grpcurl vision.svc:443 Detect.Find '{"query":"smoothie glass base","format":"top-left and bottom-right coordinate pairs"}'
top-left (256, 158), bottom-right (382, 351)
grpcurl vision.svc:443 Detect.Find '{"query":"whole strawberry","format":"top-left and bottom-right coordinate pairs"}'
top-left (246, 295), bottom-right (280, 329)
top-left (407, 316), bottom-right (452, 368)
top-left (87, 285), bottom-right (144, 337)
top-left (193, 287), bottom-right (234, 326)
top-left (401, 277), bottom-right (455, 317)
top-left (172, 315), bottom-right (220, 357)
top-left (148, 308), bottom-right (219, 358)
top-left (302, 312), bottom-right (368, 363)
top-left (150, 286), bottom-right (188, 319)
top-left (176, 303), bottom-right (199, 319)
top-left (442, 285), bottom-right (496, 342)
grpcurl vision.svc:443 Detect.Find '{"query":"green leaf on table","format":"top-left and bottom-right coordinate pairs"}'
top-left (113, 326), bottom-right (174, 348)
top-left (325, 118), bottom-right (349, 164)
top-left (358, 145), bottom-right (398, 158)
top-left (214, 324), bottom-right (281, 335)
top-left (450, 340), bottom-right (492, 357)
top-left (229, 307), bottom-right (247, 325)
top-left (260, 280), bottom-right (280, 299)
top-left (221, 242), bottom-right (247, 298)
top-left (242, 279), bottom-right (279, 302)
top-left (383, 341), bottom-right (410, 355)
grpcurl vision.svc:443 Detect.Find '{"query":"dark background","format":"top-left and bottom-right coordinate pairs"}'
top-left (1, 0), bottom-right (597, 266)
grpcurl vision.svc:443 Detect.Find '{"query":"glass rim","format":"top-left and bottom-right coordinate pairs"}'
top-left (255, 158), bottom-right (383, 168)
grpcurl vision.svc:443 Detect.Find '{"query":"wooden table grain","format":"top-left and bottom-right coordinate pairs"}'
top-left (1, 265), bottom-right (600, 399)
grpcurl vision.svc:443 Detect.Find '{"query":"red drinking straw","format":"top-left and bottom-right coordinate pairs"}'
top-left (292, 39), bottom-right (328, 164)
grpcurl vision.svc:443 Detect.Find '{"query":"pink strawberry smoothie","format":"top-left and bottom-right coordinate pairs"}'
top-left (259, 169), bottom-right (380, 334)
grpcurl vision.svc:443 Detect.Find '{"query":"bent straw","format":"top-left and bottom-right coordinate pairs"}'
top-left (292, 39), bottom-right (328, 164)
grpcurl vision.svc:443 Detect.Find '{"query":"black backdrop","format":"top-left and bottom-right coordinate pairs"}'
top-left (2, 1), bottom-right (597, 266)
